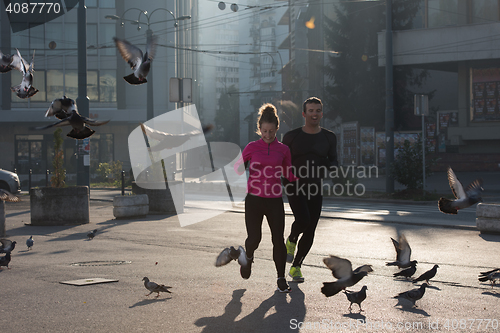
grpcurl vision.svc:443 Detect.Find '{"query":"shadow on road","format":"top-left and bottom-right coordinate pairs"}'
top-left (479, 233), bottom-right (500, 243)
top-left (129, 296), bottom-right (172, 308)
top-left (195, 285), bottom-right (306, 333)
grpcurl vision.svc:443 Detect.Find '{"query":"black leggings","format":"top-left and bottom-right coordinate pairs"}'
top-left (244, 194), bottom-right (287, 278)
top-left (287, 185), bottom-right (323, 267)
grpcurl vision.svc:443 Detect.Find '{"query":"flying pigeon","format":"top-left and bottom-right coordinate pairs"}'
top-left (87, 229), bottom-right (97, 240)
top-left (141, 123), bottom-right (214, 152)
top-left (26, 236), bottom-right (34, 250)
top-left (0, 239), bottom-right (16, 253)
top-left (0, 50), bottom-right (17, 73)
top-left (413, 264), bottom-right (439, 284)
top-left (343, 285), bottom-right (368, 312)
top-left (0, 189), bottom-right (21, 202)
top-left (10, 49), bottom-right (39, 99)
top-left (321, 255), bottom-right (373, 297)
top-left (393, 261), bottom-right (417, 280)
top-left (394, 283), bottom-right (428, 307)
top-left (478, 268), bottom-right (500, 287)
top-left (114, 36), bottom-right (157, 85)
top-left (215, 245), bottom-right (243, 267)
top-left (386, 233), bottom-right (417, 269)
top-left (438, 167), bottom-right (483, 214)
top-left (32, 109), bottom-right (110, 140)
top-left (45, 96), bottom-right (77, 119)
top-left (0, 252), bottom-right (11, 269)
top-left (142, 277), bottom-right (172, 298)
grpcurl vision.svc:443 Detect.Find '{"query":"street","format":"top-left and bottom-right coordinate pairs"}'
top-left (1, 195), bottom-right (499, 332)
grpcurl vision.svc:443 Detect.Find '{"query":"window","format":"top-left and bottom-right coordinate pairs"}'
top-left (15, 135), bottom-right (46, 175)
top-left (428, 0), bottom-right (459, 28)
top-left (90, 134), bottom-right (114, 176)
top-left (99, 70), bottom-right (117, 102)
top-left (99, 24), bottom-right (116, 56)
top-left (65, 70), bottom-right (78, 97)
top-left (47, 70), bottom-right (64, 100)
top-left (86, 0), bottom-right (115, 7)
top-left (472, 0), bottom-right (499, 23)
top-left (88, 71), bottom-right (99, 102)
top-left (29, 24), bottom-right (45, 56)
top-left (87, 24), bottom-right (98, 55)
top-left (46, 23), bottom-right (63, 53)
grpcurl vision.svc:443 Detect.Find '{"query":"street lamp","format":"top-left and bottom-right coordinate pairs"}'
top-left (106, 8), bottom-right (191, 121)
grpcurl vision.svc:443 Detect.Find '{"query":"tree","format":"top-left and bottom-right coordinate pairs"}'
top-left (51, 128), bottom-right (65, 187)
top-left (391, 137), bottom-right (437, 190)
top-left (324, 0), bottom-right (429, 131)
top-left (214, 84), bottom-right (240, 144)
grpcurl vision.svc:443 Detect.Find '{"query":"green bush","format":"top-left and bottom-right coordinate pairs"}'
top-left (96, 160), bottom-right (123, 183)
top-left (391, 138), bottom-right (437, 190)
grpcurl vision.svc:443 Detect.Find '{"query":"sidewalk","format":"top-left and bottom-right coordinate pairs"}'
top-left (87, 170), bottom-right (500, 202)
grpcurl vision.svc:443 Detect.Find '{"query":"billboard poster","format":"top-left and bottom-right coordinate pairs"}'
top-left (471, 68), bottom-right (500, 121)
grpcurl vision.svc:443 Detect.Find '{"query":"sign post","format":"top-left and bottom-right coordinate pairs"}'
top-left (414, 94), bottom-right (429, 191)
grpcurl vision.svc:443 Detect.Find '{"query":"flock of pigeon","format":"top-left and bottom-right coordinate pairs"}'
top-left (319, 226), bottom-right (498, 313)
top-left (317, 233), bottom-right (440, 312)
top-left (317, 166), bottom-right (491, 312)
top-left (0, 34), bottom-right (158, 140)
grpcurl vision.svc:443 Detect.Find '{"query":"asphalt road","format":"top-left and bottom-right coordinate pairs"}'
top-left (1, 197), bottom-right (499, 332)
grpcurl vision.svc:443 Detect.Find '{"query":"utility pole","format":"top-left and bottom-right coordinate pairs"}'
top-left (385, 0), bottom-right (394, 193)
top-left (76, 0), bottom-right (90, 187)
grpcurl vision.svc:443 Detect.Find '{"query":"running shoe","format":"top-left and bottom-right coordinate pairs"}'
top-left (285, 238), bottom-right (296, 263)
top-left (277, 277), bottom-right (291, 293)
top-left (240, 256), bottom-right (253, 279)
top-left (238, 246), bottom-right (253, 279)
top-left (289, 266), bottom-right (305, 282)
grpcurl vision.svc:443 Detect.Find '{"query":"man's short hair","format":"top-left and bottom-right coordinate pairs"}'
top-left (303, 97), bottom-right (323, 113)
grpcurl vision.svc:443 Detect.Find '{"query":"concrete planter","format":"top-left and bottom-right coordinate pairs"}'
top-left (132, 181), bottom-right (184, 215)
top-left (113, 194), bottom-right (149, 219)
top-left (476, 203), bottom-right (500, 234)
top-left (30, 186), bottom-right (89, 226)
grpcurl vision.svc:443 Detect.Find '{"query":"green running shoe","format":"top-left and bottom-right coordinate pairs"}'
top-left (289, 266), bottom-right (304, 282)
top-left (285, 238), bottom-right (296, 263)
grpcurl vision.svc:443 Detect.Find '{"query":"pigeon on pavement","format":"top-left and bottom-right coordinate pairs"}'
top-left (386, 233), bottom-right (417, 269)
top-left (393, 261), bottom-right (418, 280)
top-left (142, 277), bottom-right (172, 297)
top-left (26, 236), bottom-right (34, 250)
top-left (114, 36), bottom-right (157, 85)
top-left (32, 109), bottom-right (110, 140)
top-left (215, 245), bottom-right (242, 267)
top-left (0, 239), bottom-right (16, 253)
top-left (141, 123), bottom-right (213, 152)
top-left (0, 252), bottom-right (11, 269)
top-left (394, 283), bottom-right (428, 306)
top-left (10, 49), bottom-right (38, 99)
top-left (45, 96), bottom-right (77, 119)
top-left (413, 264), bottom-right (439, 284)
top-left (478, 268), bottom-right (500, 287)
top-left (343, 285), bottom-right (368, 312)
top-left (321, 255), bottom-right (373, 297)
top-left (87, 229), bottom-right (97, 240)
top-left (0, 189), bottom-right (21, 202)
top-left (438, 167), bottom-right (483, 214)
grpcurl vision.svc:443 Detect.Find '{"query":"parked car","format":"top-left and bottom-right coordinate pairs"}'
top-left (0, 169), bottom-right (21, 194)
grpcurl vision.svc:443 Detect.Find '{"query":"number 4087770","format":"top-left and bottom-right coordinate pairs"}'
top-left (5, 2), bottom-right (61, 14)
